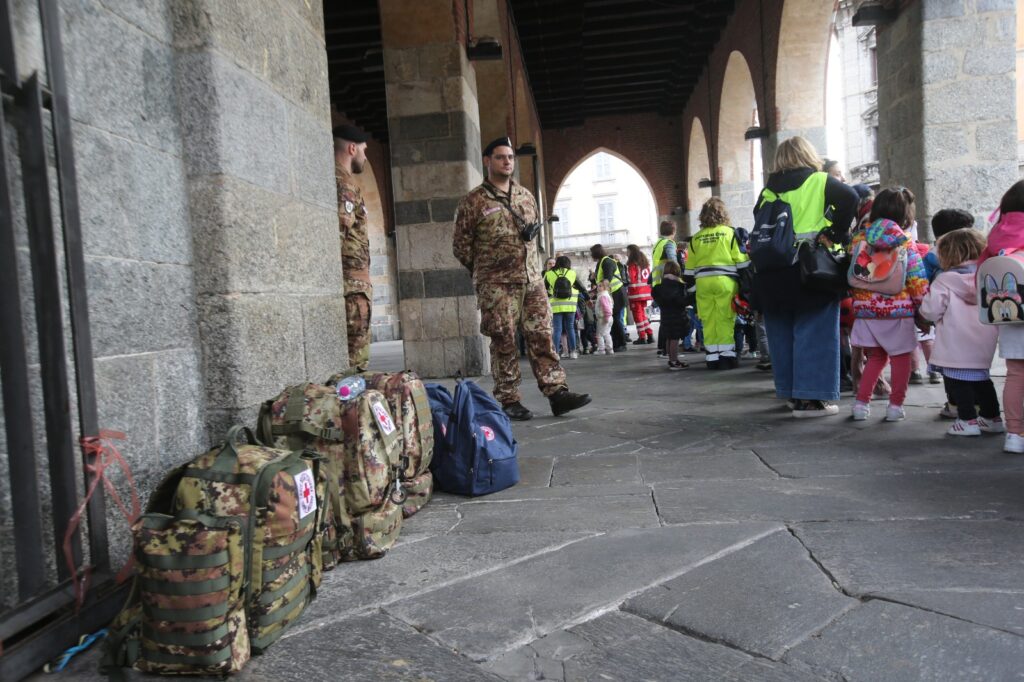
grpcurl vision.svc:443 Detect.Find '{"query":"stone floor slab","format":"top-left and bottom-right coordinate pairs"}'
top-left (520, 430), bottom-right (637, 457)
top-left (624, 530), bottom-right (857, 659)
top-left (753, 434), bottom-right (1024, 478)
top-left (654, 472), bottom-right (1024, 524)
top-left (451, 492), bottom-right (659, 533)
top-left (792, 519), bottom-right (1024, 594)
top-left (784, 600), bottom-right (1024, 681)
top-left (560, 611), bottom-right (753, 681)
top-left (873, 589), bottom-right (1024, 636)
top-left (384, 523), bottom-right (781, 661)
top-left (300, 531), bottom-right (593, 626)
top-left (516, 455), bottom-right (554, 487)
top-left (243, 612), bottom-right (504, 681)
top-left (638, 448), bottom-right (777, 482)
top-left (550, 452), bottom-right (640, 486)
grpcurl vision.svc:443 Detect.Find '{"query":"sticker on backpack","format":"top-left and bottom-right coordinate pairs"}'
top-left (293, 469), bottom-right (317, 519)
top-left (978, 253), bottom-right (1024, 325)
top-left (480, 425), bottom-right (495, 441)
top-left (372, 399), bottom-right (397, 435)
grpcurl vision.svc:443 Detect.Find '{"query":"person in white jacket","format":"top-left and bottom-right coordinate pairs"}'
top-left (919, 229), bottom-right (1003, 437)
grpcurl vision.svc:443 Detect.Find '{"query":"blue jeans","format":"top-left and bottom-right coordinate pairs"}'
top-left (552, 311), bottom-right (577, 353)
top-left (763, 302), bottom-right (840, 401)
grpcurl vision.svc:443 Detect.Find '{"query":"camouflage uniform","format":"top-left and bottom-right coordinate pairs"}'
top-left (337, 164), bottom-right (372, 371)
top-left (453, 180), bottom-right (568, 405)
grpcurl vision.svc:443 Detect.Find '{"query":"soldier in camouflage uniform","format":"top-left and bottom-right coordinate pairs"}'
top-left (335, 125), bottom-right (372, 371)
top-left (454, 137), bottom-right (592, 421)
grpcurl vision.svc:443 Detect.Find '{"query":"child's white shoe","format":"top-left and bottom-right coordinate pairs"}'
top-left (851, 402), bottom-right (870, 421)
top-left (884, 404), bottom-right (906, 422)
top-left (977, 416), bottom-right (1006, 434)
top-left (1004, 433), bottom-right (1024, 454)
top-left (938, 403), bottom-right (958, 420)
top-left (947, 419), bottom-right (981, 437)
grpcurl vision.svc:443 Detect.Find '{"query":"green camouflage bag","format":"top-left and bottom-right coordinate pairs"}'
top-left (326, 370), bottom-right (434, 518)
top-left (258, 382), bottom-right (403, 561)
top-left (102, 427), bottom-right (326, 676)
top-left (174, 427), bottom-right (324, 652)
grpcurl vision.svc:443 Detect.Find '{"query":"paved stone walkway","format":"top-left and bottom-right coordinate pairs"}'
top-left (55, 339), bottom-right (1024, 681)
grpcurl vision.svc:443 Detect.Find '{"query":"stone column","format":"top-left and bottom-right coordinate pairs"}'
top-left (380, 0), bottom-right (488, 378)
top-left (171, 0), bottom-right (345, 435)
top-left (877, 0), bottom-right (1018, 238)
top-left (717, 180), bottom-right (757, 230)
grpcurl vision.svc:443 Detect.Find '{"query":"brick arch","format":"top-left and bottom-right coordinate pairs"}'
top-left (718, 50), bottom-right (760, 185)
top-left (686, 117), bottom-right (713, 211)
top-left (773, 0), bottom-right (834, 146)
top-left (551, 146), bottom-right (659, 211)
top-left (542, 113), bottom-right (685, 218)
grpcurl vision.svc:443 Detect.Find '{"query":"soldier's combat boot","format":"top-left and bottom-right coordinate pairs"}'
top-left (549, 388), bottom-right (592, 416)
top-left (503, 401), bottom-right (533, 421)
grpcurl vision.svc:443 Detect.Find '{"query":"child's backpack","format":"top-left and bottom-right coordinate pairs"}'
top-left (102, 427), bottom-right (326, 676)
top-left (978, 253), bottom-right (1024, 324)
top-left (847, 239), bottom-right (908, 295)
top-left (326, 370), bottom-right (434, 518)
top-left (257, 383), bottom-right (403, 562)
top-left (552, 269), bottom-right (573, 299)
top-left (425, 380), bottom-right (519, 496)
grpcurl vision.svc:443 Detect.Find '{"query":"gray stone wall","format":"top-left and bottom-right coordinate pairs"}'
top-left (382, 37), bottom-right (488, 378)
top-left (877, 0), bottom-right (1017, 237)
top-left (717, 180), bottom-right (757, 230)
top-left (170, 0), bottom-right (344, 434)
top-left (0, 0), bottom-right (341, 600)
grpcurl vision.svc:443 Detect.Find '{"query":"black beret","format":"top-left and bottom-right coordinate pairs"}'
top-left (333, 124), bottom-right (369, 143)
top-left (483, 136), bottom-right (513, 157)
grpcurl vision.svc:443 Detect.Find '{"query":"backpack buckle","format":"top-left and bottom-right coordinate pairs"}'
top-left (389, 479), bottom-right (407, 505)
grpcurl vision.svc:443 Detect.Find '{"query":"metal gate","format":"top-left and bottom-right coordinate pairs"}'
top-left (0, 1), bottom-right (127, 678)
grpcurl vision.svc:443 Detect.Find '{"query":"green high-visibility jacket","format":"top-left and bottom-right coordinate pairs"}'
top-left (544, 268), bottom-right (579, 313)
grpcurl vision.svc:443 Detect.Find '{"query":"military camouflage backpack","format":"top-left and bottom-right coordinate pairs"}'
top-left (326, 370), bottom-right (434, 518)
top-left (102, 427), bottom-right (327, 676)
top-left (257, 382), bottom-right (403, 562)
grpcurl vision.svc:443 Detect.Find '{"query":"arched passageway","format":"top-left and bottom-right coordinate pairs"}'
top-left (717, 51), bottom-right (761, 229)
top-left (773, 0), bottom-right (834, 153)
top-left (686, 118), bottom-right (713, 237)
top-left (551, 149), bottom-right (658, 261)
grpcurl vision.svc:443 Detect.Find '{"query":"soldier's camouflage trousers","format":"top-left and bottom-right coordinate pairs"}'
top-left (345, 291), bottom-right (371, 371)
top-left (477, 281), bottom-right (567, 405)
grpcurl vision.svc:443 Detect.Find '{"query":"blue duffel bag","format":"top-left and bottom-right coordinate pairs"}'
top-left (425, 380), bottom-right (519, 496)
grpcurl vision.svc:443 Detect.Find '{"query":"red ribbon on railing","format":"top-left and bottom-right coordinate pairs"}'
top-left (63, 430), bottom-right (141, 611)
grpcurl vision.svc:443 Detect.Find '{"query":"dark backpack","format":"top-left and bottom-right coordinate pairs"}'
top-left (750, 192), bottom-right (797, 272)
top-left (552, 269), bottom-right (573, 299)
top-left (425, 380), bottom-right (519, 496)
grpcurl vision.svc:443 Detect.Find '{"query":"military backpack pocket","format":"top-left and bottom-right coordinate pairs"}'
top-left (133, 512), bottom-right (249, 675)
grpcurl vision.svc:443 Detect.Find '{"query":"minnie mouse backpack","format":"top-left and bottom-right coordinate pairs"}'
top-left (978, 252), bottom-right (1024, 324)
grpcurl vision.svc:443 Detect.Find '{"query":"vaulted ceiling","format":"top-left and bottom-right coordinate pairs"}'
top-left (324, 1), bottom-right (739, 141)
top-left (509, 0), bottom-right (738, 129)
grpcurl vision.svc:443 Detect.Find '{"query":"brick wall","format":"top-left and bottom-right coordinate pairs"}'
top-left (542, 112), bottom-right (686, 217)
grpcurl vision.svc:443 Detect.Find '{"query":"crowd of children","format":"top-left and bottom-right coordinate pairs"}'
top-left (544, 177), bottom-right (1024, 455)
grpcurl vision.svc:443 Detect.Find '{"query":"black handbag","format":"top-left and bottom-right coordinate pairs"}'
top-left (797, 240), bottom-right (850, 295)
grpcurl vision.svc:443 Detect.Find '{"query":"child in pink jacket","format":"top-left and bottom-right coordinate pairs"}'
top-left (979, 180), bottom-right (1024, 452)
top-left (919, 229), bottom-right (1002, 436)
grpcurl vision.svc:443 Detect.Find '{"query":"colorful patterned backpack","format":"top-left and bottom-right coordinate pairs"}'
top-left (102, 427), bottom-right (326, 676)
top-left (257, 382), bottom-right (403, 562)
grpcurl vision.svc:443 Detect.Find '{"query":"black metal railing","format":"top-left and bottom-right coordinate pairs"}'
top-left (1, 1), bottom-right (126, 679)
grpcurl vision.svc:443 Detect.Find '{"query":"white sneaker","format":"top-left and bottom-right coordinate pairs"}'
top-left (947, 419), bottom-right (981, 437)
top-left (606, 349), bottom-right (615, 355)
top-left (851, 402), bottom-right (870, 421)
top-left (938, 403), bottom-right (957, 420)
top-left (1004, 433), bottom-right (1024, 454)
top-left (885, 404), bottom-right (906, 422)
top-left (570, 351), bottom-right (579, 360)
top-left (977, 416), bottom-right (1006, 434)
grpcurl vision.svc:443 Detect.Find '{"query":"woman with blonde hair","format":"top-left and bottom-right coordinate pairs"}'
top-left (753, 136), bottom-right (859, 416)
top-left (685, 197), bottom-right (749, 369)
